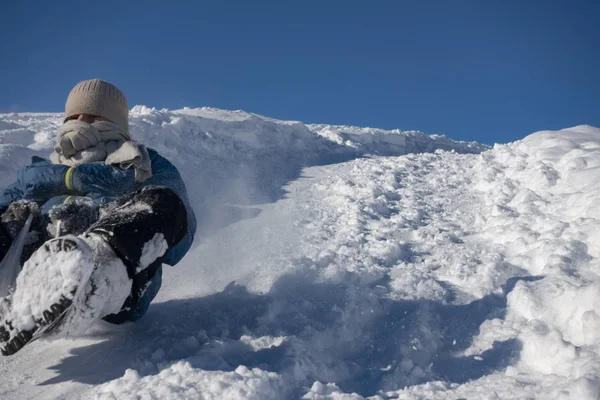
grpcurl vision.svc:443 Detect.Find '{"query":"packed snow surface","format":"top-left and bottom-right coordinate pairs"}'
top-left (0, 107), bottom-right (598, 399)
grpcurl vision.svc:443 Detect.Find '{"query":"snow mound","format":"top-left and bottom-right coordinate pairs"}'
top-left (90, 362), bottom-right (285, 400)
top-left (0, 109), bottom-right (599, 399)
top-left (309, 123), bottom-right (485, 155)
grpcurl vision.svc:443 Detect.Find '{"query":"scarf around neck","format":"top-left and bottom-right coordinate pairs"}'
top-left (50, 120), bottom-right (152, 182)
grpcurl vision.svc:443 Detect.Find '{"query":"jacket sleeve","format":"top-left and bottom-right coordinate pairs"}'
top-left (36, 163), bottom-right (136, 215)
top-left (17, 157), bottom-right (70, 202)
top-left (0, 181), bottom-right (24, 214)
top-left (70, 163), bottom-right (137, 198)
top-left (142, 150), bottom-right (196, 266)
top-left (1, 156), bottom-right (67, 213)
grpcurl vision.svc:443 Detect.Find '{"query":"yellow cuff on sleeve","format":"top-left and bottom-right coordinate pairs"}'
top-left (65, 167), bottom-right (75, 190)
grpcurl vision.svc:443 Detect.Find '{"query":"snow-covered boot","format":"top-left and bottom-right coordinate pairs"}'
top-left (0, 234), bottom-right (132, 356)
top-left (51, 232), bottom-right (131, 338)
top-left (0, 236), bottom-right (95, 355)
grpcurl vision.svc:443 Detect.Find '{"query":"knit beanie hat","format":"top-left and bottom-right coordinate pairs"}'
top-left (64, 79), bottom-right (129, 133)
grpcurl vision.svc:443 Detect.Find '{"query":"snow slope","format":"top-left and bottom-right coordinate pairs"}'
top-left (0, 108), bottom-right (598, 399)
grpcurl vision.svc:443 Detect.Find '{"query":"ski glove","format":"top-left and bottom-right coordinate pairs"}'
top-left (70, 163), bottom-right (136, 198)
top-left (0, 200), bottom-right (42, 242)
top-left (47, 197), bottom-right (99, 237)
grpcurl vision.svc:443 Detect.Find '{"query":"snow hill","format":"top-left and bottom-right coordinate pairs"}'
top-left (0, 108), bottom-right (598, 399)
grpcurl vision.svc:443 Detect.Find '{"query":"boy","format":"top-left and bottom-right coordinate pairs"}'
top-left (0, 79), bottom-right (196, 355)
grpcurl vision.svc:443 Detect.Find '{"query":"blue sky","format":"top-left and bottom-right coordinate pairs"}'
top-left (1, 0), bottom-right (598, 144)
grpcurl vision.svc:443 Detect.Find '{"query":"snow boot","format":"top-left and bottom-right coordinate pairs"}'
top-left (51, 232), bottom-right (131, 339)
top-left (0, 233), bottom-right (131, 356)
top-left (0, 236), bottom-right (95, 355)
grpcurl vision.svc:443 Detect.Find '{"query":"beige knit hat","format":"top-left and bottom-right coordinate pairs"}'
top-left (64, 79), bottom-right (129, 133)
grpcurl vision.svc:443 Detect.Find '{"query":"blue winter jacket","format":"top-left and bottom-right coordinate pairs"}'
top-left (0, 149), bottom-right (196, 320)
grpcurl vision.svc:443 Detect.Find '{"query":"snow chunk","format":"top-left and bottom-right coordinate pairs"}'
top-left (517, 322), bottom-right (578, 377)
top-left (137, 232), bottom-right (169, 273)
top-left (88, 362), bottom-right (286, 400)
top-left (302, 381), bottom-right (370, 399)
top-left (239, 335), bottom-right (286, 351)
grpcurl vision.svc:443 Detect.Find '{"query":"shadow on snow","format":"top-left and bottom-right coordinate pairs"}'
top-left (41, 273), bottom-right (542, 397)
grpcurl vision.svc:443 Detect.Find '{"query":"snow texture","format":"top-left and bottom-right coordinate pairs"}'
top-left (0, 107), bottom-right (598, 399)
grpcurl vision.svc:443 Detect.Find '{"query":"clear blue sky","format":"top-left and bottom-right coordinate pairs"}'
top-left (1, 0), bottom-right (598, 144)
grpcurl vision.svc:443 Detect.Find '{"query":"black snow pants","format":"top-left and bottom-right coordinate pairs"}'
top-left (89, 186), bottom-right (188, 323)
top-left (0, 186), bottom-right (188, 324)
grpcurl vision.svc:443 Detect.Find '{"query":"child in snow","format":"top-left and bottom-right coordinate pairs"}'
top-left (0, 79), bottom-right (196, 355)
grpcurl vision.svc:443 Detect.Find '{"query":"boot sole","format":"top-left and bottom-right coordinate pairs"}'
top-left (1, 293), bottom-right (73, 356)
top-left (0, 236), bottom-right (94, 356)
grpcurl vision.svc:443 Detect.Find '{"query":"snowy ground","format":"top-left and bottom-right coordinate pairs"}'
top-left (0, 108), bottom-right (598, 399)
